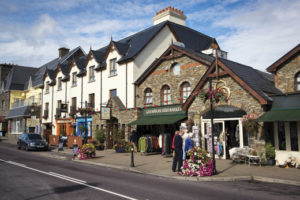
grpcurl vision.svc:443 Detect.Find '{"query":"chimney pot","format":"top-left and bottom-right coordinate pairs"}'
top-left (58, 47), bottom-right (70, 59)
top-left (181, 11), bottom-right (183, 15)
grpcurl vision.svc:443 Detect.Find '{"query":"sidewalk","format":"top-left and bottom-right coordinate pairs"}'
top-left (2, 138), bottom-right (300, 186)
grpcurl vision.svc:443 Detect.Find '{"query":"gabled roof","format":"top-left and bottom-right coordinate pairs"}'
top-left (90, 21), bottom-right (216, 64)
top-left (36, 46), bottom-right (86, 86)
top-left (267, 43), bottom-right (300, 73)
top-left (181, 50), bottom-right (282, 110)
top-left (4, 65), bottom-right (39, 91)
top-left (135, 44), bottom-right (214, 86)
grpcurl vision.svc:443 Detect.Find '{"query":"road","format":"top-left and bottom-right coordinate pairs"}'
top-left (0, 143), bottom-right (299, 200)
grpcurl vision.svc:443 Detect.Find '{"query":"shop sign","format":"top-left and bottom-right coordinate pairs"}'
top-left (144, 105), bottom-right (183, 116)
top-left (101, 107), bottom-right (110, 120)
top-left (61, 104), bottom-right (68, 112)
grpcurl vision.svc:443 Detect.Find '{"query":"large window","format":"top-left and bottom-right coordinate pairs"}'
top-left (278, 122), bottom-right (286, 150)
top-left (109, 58), bottom-right (117, 76)
top-left (290, 122), bottom-right (299, 151)
top-left (57, 77), bottom-right (62, 91)
top-left (144, 88), bottom-right (153, 105)
top-left (89, 66), bottom-right (95, 81)
top-left (180, 82), bottom-right (191, 103)
top-left (45, 81), bottom-right (50, 94)
top-left (89, 93), bottom-right (95, 109)
top-left (72, 72), bottom-right (77, 86)
top-left (295, 72), bottom-right (300, 91)
top-left (161, 85), bottom-right (171, 105)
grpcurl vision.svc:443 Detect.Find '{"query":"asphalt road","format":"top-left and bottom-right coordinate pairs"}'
top-left (0, 143), bottom-right (300, 200)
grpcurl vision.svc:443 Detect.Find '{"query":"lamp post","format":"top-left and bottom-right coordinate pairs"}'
top-left (130, 145), bottom-right (135, 167)
top-left (209, 78), bottom-right (217, 175)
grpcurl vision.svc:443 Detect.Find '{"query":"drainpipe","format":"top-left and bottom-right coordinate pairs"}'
top-left (100, 70), bottom-right (102, 112)
top-left (126, 62), bottom-right (128, 108)
top-left (51, 85), bottom-right (54, 133)
top-left (81, 76), bottom-right (83, 109)
top-left (65, 81), bottom-right (67, 118)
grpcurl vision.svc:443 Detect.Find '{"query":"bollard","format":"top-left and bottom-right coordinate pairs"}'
top-left (130, 146), bottom-right (135, 167)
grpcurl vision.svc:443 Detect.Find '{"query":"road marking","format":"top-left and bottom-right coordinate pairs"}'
top-left (1, 158), bottom-right (138, 200)
top-left (48, 172), bottom-right (86, 184)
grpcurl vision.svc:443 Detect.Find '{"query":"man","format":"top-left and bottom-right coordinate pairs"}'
top-left (172, 130), bottom-right (184, 172)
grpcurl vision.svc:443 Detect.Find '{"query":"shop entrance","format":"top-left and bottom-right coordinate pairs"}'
top-left (107, 117), bottom-right (118, 149)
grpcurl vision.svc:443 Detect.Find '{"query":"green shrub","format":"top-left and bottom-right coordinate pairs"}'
top-left (265, 142), bottom-right (275, 159)
top-left (95, 129), bottom-right (106, 144)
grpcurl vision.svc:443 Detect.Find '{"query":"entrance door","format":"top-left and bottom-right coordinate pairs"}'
top-left (60, 123), bottom-right (66, 136)
top-left (107, 117), bottom-right (118, 149)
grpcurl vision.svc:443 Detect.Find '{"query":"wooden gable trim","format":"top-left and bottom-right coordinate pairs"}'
top-left (135, 45), bottom-right (213, 86)
top-left (84, 50), bottom-right (95, 68)
top-left (68, 57), bottom-right (77, 73)
top-left (182, 60), bottom-right (268, 110)
top-left (54, 65), bottom-right (62, 78)
top-left (43, 70), bottom-right (49, 81)
top-left (267, 43), bottom-right (300, 73)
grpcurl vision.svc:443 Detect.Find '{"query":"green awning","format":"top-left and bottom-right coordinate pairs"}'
top-left (257, 108), bottom-right (300, 122)
top-left (128, 114), bottom-right (187, 125)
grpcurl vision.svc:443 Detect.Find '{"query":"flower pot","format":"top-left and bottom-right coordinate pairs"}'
top-left (267, 158), bottom-right (275, 166)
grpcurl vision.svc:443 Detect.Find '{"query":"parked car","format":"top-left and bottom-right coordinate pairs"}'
top-left (17, 133), bottom-right (48, 151)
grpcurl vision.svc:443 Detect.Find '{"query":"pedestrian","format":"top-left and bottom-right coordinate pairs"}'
top-left (172, 131), bottom-right (179, 157)
top-left (172, 130), bottom-right (184, 172)
top-left (130, 130), bottom-right (138, 152)
top-left (184, 132), bottom-right (193, 159)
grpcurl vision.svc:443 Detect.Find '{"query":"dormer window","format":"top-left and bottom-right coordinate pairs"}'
top-left (57, 77), bottom-right (62, 91)
top-left (295, 72), bottom-right (300, 91)
top-left (45, 81), bottom-right (50, 94)
top-left (72, 72), bottom-right (77, 86)
top-left (109, 58), bottom-right (117, 76)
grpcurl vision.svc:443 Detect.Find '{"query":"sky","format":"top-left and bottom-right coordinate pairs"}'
top-left (0, 0), bottom-right (299, 72)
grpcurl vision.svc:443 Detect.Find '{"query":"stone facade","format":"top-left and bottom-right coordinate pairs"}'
top-left (136, 55), bottom-right (208, 107)
top-left (0, 91), bottom-right (10, 117)
top-left (275, 53), bottom-right (300, 93)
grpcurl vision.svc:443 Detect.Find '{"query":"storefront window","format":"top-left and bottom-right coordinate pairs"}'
top-left (290, 121), bottom-right (299, 151)
top-left (144, 88), bottom-right (152, 105)
top-left (278, 122), bottom-right (286, 150)
top-left (161, 85), bottom-right (171, 105)
top-left (180, 82), bottom-right (191, 103)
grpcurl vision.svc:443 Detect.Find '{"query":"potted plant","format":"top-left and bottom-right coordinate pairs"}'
top-left (95, 129), bottom-right (106, 150)
top-left (265, 142), bottom-right (275, 165)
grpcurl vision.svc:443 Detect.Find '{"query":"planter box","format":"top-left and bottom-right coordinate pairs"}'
top-left (49, 135), bottom-right (59, 146)
top-left (68, 136), bottom-right (82, 148)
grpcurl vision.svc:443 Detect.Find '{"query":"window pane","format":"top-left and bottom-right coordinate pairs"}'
top-left (278, 122), bottom-right (286, 150)
top-left (290, 122), bottom-right (299, 151)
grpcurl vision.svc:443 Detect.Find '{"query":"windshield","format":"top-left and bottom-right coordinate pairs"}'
top-left (28, 134), bottom-right (42, 140)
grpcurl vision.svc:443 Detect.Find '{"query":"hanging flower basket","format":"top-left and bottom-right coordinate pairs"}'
top-left (242, 114), bottom-right (259, 137)
top-left (198, 88), bottom-right (228, 103)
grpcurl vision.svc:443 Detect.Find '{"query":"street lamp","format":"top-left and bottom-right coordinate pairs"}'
top-left (209, 78), bottom-right (217, 175)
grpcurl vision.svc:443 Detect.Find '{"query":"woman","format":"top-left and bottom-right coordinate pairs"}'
top-left (184, 133), bottom-right (194, 160)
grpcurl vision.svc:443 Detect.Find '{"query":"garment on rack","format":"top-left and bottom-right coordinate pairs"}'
top-left (158, 134), bottom-right (162, 148)
top-left (235, 124), bottom-right (239, 142)
top-left (152, 136), bottom-right (159, 150)
top-left (138, 137), bottom-right (147, 153)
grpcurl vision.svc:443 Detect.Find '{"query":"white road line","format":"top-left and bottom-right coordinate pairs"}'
top-left (48, 172), bottom-right (86, 184)
top-left (1, 158), bottom-right (138, 200)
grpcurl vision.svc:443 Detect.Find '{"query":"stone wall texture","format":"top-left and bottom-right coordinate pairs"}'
top-left (275, 53), bottom-right (300, 93)
top-left (137, 55), bottom-right (208, 107)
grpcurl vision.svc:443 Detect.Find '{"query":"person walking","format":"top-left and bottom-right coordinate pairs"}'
top-left (172, 131), bottom-right (179, 157)
top-left (172, 130), bottom-right (184, 172)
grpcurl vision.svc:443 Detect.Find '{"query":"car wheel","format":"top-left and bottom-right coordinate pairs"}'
top-left (25, 145), bottom-right (29, 151)
top-left (17, 145), bottom-right (21, 150)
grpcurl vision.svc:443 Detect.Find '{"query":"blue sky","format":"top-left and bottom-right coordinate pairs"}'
top-left (0, 0), bottom-right (300, 71)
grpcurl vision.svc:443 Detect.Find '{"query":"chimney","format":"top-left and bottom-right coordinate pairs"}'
top-left (58, 47), bottom-right (70, 59)
top-left (152, 6), bottom-right (187, 26)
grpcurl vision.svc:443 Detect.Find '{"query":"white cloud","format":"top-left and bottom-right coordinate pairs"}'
top-left (215, 0), bottom-right (300, 71)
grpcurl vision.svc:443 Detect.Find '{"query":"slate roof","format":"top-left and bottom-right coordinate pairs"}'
top-left (219, 58), bottom-right (282, 101)
top-left (6, 105), bottom-right (30, 119)
top-left (4, 66), bottom-right (39, 91)
top-left (92, 21), bottom-right (216, 65)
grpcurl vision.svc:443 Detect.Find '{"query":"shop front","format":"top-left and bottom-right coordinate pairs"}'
top-left (76, 116), bottom-right (92, 136)
top-left (200, 106), bottom-right (247, 159)
top-left (55, 118), bottom-right (75, 136)
top-left (129, 104), bottom-right (187, 155)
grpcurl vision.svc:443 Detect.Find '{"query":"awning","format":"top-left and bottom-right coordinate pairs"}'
top-left (257, 108), bottom-right (300, 122)
top-left (6, 106), bottom-right (30, 120)
top-left (128, 114), bottom-right (187, 126)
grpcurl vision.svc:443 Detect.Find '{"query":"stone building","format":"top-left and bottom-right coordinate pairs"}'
top-left (258, 43), bottom-right (300, 155)
top-left (130, 44), bottom-right (282, 158)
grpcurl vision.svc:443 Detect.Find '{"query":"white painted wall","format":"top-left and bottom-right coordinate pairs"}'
top-left (42, 76), bottom-right (53, 125)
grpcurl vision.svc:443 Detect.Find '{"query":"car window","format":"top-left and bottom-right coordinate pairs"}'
top-left (28, 134), bottom-right (42, 140)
